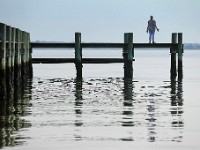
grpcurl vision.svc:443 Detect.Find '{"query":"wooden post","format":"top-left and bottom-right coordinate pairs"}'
top-left (6, 26), bottom-right (12, 69)
top-left (11, 28), bottom-right (16, 69)
top-left (170, 33), bottom-right (177, 79)
top-left (178, 33), bottom-right (183, 79)
top-left (21, 31), bottom-right (26, 75)
top-left (123, 33), bottom-right (133, 78)
top-left (6, 25), bottom-right (13, 92)
top-left (75, 32), bottom-right (82, 79)
top-left (25, 32), bottom-right (29, 64)
top-left (0, 23), bottom-right (6, 72)
top-left (27, 33), bottom-right (31, 63)
top-left (0, 23), bottom-right (7, 98)
top-left (14, 29), bottom-right (22, 80)
top-left (27, 32), bottom-right (33, 77)
top-left (10, 28), bottom-right (16, 91)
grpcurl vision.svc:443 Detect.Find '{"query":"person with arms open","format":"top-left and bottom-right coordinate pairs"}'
top-left (147, 16), bottom-right (160, 43)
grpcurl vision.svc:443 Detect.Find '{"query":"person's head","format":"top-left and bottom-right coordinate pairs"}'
top-left (150, 16), bottom-right (153, 20)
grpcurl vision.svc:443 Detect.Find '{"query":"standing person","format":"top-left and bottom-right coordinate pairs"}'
top-left (146, 16), bottom-right (159, 43)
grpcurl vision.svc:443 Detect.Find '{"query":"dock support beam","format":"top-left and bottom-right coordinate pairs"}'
top-left (178, 33), bottom-right (183, 80)
top-left (170, 33), bottom-right (177, 79)
top-left (75, 32), bottom-right (82, 79)
top-left (123, 33), bottom-right (133, 78)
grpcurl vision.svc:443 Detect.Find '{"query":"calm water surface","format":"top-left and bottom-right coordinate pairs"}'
top-left (1, 49), bottom-right (200, 150)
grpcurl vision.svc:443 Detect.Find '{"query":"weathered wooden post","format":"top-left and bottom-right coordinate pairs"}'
top-left (0, 23), bottom-right (6, 74)
top-left (27, 32), bottom-right (33, 77)
top-left (25, 32), bottom-right (29, 65)
top-left (5, 27), bottom-right (15, 133)
top-left (6, 25), bottom-right (13, 92)
top-left (123, 33), bottom-right (133, 78)
top-left (75, 32), bottom-right (82, 79)
top-left (6, 26), bottom-right (12, 70)
top-left (11, 28), bottom-right (16, 80)
top-left (0, 23), bottom-right (7, 98)
top-left (178, 33), bottom-right (183, 79)
top-left (14, 29), bottom-right (22, 81)
top-left (27, 33), bottom-right (31, 60)
top-left (170, 33), bottom-right (177, 79)
top-left (11, 28), bottom-right (16, 67)
top-left (21, 31), bottom-right (27, 76)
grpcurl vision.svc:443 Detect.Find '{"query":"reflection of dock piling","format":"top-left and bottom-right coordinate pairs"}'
top-left (0, 22), bottom-right (32, 101)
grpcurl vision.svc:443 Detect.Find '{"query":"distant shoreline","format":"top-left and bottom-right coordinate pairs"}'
top-left (184, 43), bottom-right (200, 50)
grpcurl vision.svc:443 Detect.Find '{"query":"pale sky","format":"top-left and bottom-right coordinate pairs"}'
top-left (0, 0), bottom-right (199, 43)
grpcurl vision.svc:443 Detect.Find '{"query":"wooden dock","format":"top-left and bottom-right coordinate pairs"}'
top-left (31, 43), bottom-right (178, 64)
top-left (30, 32), bottom-right (183, 79)
top-left (0, 22), bottom-right (32, 100)
top-left (1, 24), bottom-right (184, 81)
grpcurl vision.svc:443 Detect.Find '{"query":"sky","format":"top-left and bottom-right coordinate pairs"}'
top-left (0, 0), bottom-right (199, 43)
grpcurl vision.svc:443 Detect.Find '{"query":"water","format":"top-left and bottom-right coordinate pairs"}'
top-left (1, 49), bottom-right (200, 150)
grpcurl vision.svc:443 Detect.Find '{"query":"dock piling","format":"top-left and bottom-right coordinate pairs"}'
top-left (123, 33), bottom-right (133, 78)
top-left (0, 23), bottom-right (6, 73)
top-left (178, 33), bottom-right (183, 79)
top-left (6, 26), bottom-right (13, 92)
top-left (10, 27), bottom-right (16, 93)
top-left (21, 31), bottom-right (27, 76)
top-left (11, 27), bottom-right (16, 72)
top-left (0, 22), bottom-right (32, 104)
top-left (75, 32), bottom-right (82, 79)
top-left (0, 23), bottom-right (7, 98)
top-left (27, 32), bottom-right (33, 76)
top-left (14, 29), bottom-right (22, 81)
top-left (6, 26), bottom-right (12, 69)
top-left (170, 33), bottom-right (177, 78)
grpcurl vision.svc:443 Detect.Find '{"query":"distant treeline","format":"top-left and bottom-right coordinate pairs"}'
top-left (184, 43), bottom-right (200, 50)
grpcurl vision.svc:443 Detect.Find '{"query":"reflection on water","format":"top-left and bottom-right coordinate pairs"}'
top-left (0, 76), bottom-right (184, 148)
top-left (170, 78), bottom-right (184, 142)
top-left (121, 78), bottom-right (134, 141)
top-left (122, 78), bottom-right (134, 128)
top-left (74, 78), bottom-right (83, 141)
top-left (0, 75), bottom-right (32, 149)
